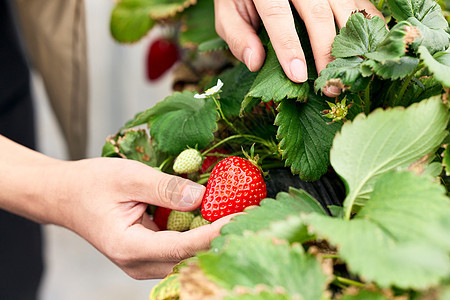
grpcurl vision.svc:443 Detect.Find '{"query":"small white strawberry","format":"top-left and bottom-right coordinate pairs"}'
top-left (166, 211), bottom-right (195, 231)
top-left (173, 148), bottom-right (203, 174)
top-left (189, 215), bottom-right (211, 230)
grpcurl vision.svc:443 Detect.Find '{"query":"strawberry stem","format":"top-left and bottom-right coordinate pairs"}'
top-left (376, 0), bottom-right (384, 10)
top-left (202, 134), bottom-right (271, 156)
top-left (155, 156), bottom-right (173, 171)
top-left (394, 63), bottom-right (423, 107)
top-left (334, 276), bottom-right (365, 287)
top-left (211, 96), bottom-right (242, 134)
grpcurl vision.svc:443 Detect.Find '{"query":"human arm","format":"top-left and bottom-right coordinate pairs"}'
top-left (214, 0), bottom-right (384, 96)
top-left (0, 135), bottom-right (231, 279)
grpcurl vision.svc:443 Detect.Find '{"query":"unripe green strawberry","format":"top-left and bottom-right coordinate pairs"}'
top-left (167, 211), bottom-right (195, 231)
top-left (173, 148), bottom-right (203, 174)
top-left (189, 215), bottom-right (211, 229)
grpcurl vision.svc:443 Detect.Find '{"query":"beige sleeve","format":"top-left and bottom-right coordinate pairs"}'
top-left (12, 0), bottom-right (89, 160)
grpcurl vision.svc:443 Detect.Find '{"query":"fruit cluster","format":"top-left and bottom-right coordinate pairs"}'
top-left (153, 207), bottom-right (211, 231)
top-left (153, 152), bottom-right (268, 229)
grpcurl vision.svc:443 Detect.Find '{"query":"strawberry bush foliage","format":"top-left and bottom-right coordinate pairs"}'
top-left (105, 0), bottom-right (450, 299)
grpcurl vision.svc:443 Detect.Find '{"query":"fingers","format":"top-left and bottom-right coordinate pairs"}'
top-left (293, 0), bottom-right (338, 96)
top-left (136, 167), bottom-right (206, 211)
top-left (253, 0), bottom-right (308, 82)
top-left (214, 0), bottom-right (265, 72)
top-left (116, 214), bottom-right (236, 279)
top-left (136, 214), bottom-right (234, 262)
top-left (328, 0), bottom-right (385, 28)
top-left (139, 212), bottom-right (159, 231)
top-left (293, 0), bottom-right (384, 97)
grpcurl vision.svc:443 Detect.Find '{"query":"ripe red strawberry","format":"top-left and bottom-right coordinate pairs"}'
top-left (146, 37), bottom-right (179, 81)
top-left (201, 156), bottom-right (267, 222)
top-left (201, 148), bottom-right (229, 173)
top-left (264, 100), bottom-right (275, 111)
top-left (153, 207), bottom-right (172, 230)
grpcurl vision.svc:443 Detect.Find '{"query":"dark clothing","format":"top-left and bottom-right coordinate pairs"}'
top-left (0, 0), bottom-right (44, 299)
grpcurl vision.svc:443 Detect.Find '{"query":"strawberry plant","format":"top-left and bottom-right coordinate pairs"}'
top-left (106, 0), bottom-right (450, 298)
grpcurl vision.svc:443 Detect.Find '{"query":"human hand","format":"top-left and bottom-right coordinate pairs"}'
top-left (214, 0), bottom-right (384, 97)
top-left (50, 157), bottom-right (233, 279)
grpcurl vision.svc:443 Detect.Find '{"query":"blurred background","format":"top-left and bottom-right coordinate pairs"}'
top-left (33, 1), bottom-right (172, 299)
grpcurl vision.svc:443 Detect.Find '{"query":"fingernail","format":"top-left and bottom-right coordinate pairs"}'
top-left (325, 86), bottom-right (341, 96)
top-left (289, 59), bottom-right (308, 82)
top-left (178, 182), bottom-right (206, 208)
top-left (243, 48), bottom-right (253, 71)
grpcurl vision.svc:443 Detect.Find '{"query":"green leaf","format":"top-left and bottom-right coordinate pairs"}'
top-left (223, 291), bottom-right (292, 300)
top-left (198, 37), bottom-right (229, 52)
top-left (419, 46), bottom-right (450, 87)
top-left (357, 171), bottom-right (450, 251)
top-left (331, 13), bottom-right (388, 58)
top-left (361, 56), bottom-right (420, 80)
top-left (110, 0), bottom-right (196, 43)
top-left (399, 76), bottom-right (444, 106)
top-left (217, 188), bottom-right (326, 242)
top-left (307, 171), bottom-right (450, 289)
top-left (365, 21), bottom-right (419, 62)
top-left (244, 43), bottom-right (309, 104)
top-left (328, 205), bottom-right (344, 218)
top-left (110, 0), bottom-right (156, 43)
top-left (195, 234), bottom-right (329, 300)
top-left (444, 145), bottom-right (450, 176)
top-left (216, 63), bottom-right (258, 118)
top-left (150, 274), bottom-right (180, 300)
top-left (341, 290), bottom-right (388, 300)
top-left (101, 138), bottom-right (120, 157)
top-left (314, 57), bottom-right (365, 92)
top-left (331, 97), bottom-right (448, 218)
top-left (241, 8), bottom-right (315, 107)
top-left (116, 130), bottom-right (159, 166)
top-left (423, 161), bottom-right (444, 177)
top-left (147, 91), bottom-right (218, 154)
top-left (275, 94), bottom-right (341, 181)
top-left (145, 0), bottom-right (196, 19)
top-left (179, 0), bottom-right (219, 45)
top-left (388, 0), bottom-right (450, 53)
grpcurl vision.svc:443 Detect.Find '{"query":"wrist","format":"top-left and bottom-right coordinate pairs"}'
top-left (0, 136), bottom-right (71, 225)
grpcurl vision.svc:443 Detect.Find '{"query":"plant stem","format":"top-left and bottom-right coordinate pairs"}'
top-left (202, 134), bottom-right (271, 156)
top-left (395, 73), bottom-right (414, 107)
top-left (394, 63), bottom-right (424, 107)
top-left (334, 276), bottom-right (365, 287)
top-left (211, 96), bottom-right (241, 134)
top-left (321, 254), bottom-right (340, 259)
top-left (376, 0), bottom-right (385, 10)
top-left (196, 177), bottom-right (210, 185)
top-left (364, 81), bottom-right (372, 115)
top-left (385, 82), bottom-right (397, 107)
top-left (157, 157), bottom-right (172, 171)
top-left (199, 172), bottom-right (211, 179)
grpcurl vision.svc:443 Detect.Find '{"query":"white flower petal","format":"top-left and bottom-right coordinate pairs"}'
top-left (194, 93), bottom-right (206, 99)
top-left (194, 79), bottom-right (224, 99)
top-left (216, 79), bottom-right (224, 90)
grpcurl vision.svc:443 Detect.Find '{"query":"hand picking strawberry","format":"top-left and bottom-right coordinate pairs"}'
top-left (201, 156), bottom-right (267, 222)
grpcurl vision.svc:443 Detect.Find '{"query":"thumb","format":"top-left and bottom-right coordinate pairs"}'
top-left (145, 168), bottom-right (206, 211)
